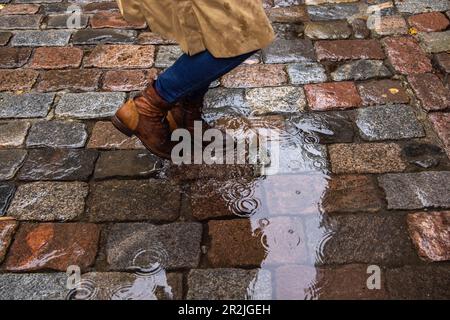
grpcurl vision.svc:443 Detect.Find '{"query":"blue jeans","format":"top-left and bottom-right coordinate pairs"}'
top-left (154, 49), bottom-right (256, 103)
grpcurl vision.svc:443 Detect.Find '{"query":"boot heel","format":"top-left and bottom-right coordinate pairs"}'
top-left (111, 115), bottom-right (134, 137)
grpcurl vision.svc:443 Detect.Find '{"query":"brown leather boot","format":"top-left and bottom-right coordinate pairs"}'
top-left (167, 95), bottom-right (210, 135)
top-left (111, 82), bottom-right (174, 160)
top-left (168, 95), bottom-right (236, 158)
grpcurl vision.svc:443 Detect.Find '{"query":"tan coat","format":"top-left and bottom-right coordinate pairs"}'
top-left (116, 0), bottom-right (275, 58)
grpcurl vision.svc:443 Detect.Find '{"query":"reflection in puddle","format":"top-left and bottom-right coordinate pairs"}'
top-left (259, 216), bottom-right (307, 265)
top-left (245, 269), bottom-right (272, 300)
top-left (207, 112), bottom-right (340, 299)
top-left (221, 179), bottom-right (261, 218)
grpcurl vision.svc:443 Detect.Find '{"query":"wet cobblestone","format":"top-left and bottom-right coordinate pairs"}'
top-left (8, 181), bottom-right (88, 221)
top-left (4, 223), bottom-right (99, 272)
top-left (87, 179), bottom-right (180, 222)
top-left (407, 211), bottom-right (450, 262)
top-left (18, 148), bottom-right (98, 181)
top-left (0, 0), bottom-right (449, 300)
top-left (0, 121), bottom-right (30, 147)
top-left (378, 171), bottom-right (450, 210)
top-left (0, 184), bottom-right (15, 216)
top-left (355, 104), bottom-right (424, 141)
top-left (104, 222), bottom-right (202, 270)
top-left (0, 273), bottom-right (68, 300)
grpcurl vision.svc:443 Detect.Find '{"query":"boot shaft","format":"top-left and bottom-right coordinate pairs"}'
top-left (112, 80), bottom-right (175, 159)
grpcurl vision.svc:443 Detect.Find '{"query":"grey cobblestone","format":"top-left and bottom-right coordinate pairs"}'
top-left (55, 92), bottom-right (125, 119)
top-left (8, 181), bottom-right (88, 221)
top-left (11, 30), bottom-right (72, 47)
top-left (104, 222), bottom-right (203, 270)
top-left (356, 105), bottom-right (424, 141)
top-left (0, 273), bottom-right (68, 300)
top-left (26, 121), bottom-right (88, 148)
top-left (379, 172), bottom-right (450, 210)
top-left (187, 269), bottom-right (272, 300)
top-left (0, 93), bottom-right (54, 119)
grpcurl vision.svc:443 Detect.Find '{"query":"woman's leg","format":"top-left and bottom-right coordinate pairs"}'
top-left (154, 49), bottom-right (256, 104)
top-left (111, 49), bottom-right (256, 159)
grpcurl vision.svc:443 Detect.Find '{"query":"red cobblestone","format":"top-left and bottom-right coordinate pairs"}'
top-left (84, 45), bottom-right (155, 69)
top-left (102, 69), bottom-right (157, 91)
top-left (357, 79), bottom-right (410, 106)
top-left (29, 47), bottom-right (83, 69)
top-left (1, 4), bottom-right (40, 14)
top-left (87, 121), bottom-right (144, 149)
top-left (208, 219), bottom-right (265, 267)
top-left (429, 113), bottom-right (450, 158)
top-left (0, 69), bottom-right (38, 91)
top-left (408, 12), bottom-right (450, 32)
top-left (305, 81), bottom-right (362, 110)
top-left (36, 69), bottom-right (102, 92)
top-left (407, 211), bottom-right (450, 261)
top-left (315, 40), bottom-right (385, 61)
top-left (82, 2), bottom-right (119, 13)
top-left (408, 73), bottom-right (450, 111)
top-left (91, 11), bottom-right (146, 29)
top-left (5, 223), bottom-right (100, 272)
top-left (383, 37), bottom-right (432, 74)
top-left (323, 175), bottom-right (383, 213)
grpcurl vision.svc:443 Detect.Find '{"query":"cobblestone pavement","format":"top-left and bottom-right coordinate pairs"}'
top-left (0, 0), bottom-right (449, 300)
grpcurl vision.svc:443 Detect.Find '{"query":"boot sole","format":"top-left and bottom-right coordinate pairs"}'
top-left (111, 115), bottom-right (172, 160)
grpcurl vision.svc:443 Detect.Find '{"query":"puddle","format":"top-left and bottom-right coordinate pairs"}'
top-left (199, 113), bottom-right (341, 299)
